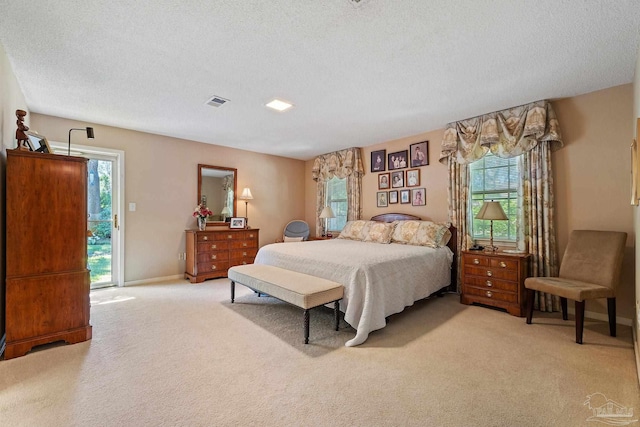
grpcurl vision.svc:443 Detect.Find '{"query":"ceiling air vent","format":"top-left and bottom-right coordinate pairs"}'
top-left (348, 0), bottom-right (371, 7)
top-left (205, 96), bottom-right (230, 108)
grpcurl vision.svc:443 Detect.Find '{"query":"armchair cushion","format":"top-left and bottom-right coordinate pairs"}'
top-left (524, 277), bottom-right (615, 301)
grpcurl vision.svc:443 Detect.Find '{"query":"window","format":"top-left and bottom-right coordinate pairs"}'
top-left (325, 176), bottom-right (347, 231)
top-left (469, 153), bottom-right (520, 242)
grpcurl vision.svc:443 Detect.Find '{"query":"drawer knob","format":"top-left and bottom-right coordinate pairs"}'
top-left (499, 261), bottom-right (507, 268)
top-left (486, 270), bottom-right (492, 277)
top-left (249, 234), bottom-right (254, 238)
top-left (228, 235), bottom-right (233, 239)
top-left (243, 242), bottom-right (247, 247)
top-left (242, 251), bottom-right (247, 256)
top-left (486, 280), bottom-right (493, 287)
top-left (211, 244), bottom-right (217, 249)
top-left (211, 265), bottom-right (217, 270)
top-left (486, 290), bottom-right (493, 298)
top-left (211, 254), bottom-right (217, 260)
top-left (203, 236), bottom-right (208, 241)
top-left (242, 261), bottom-right (247, 265)
top-left (473, 258), bottom-right (480, 265)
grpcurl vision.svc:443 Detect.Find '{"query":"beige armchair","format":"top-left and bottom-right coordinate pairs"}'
top-left (524, 230), bottom-right (627, 344)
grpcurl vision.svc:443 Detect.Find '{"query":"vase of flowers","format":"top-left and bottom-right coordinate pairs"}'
top-left (193, 204), bottom-right (213, 231)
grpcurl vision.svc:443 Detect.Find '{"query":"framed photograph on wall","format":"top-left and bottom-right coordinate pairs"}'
top-left (406, 169), bottom-right (420, 187)
top-left (378, 173), bottom-right (390, 190)
top-left (388, 150), bottom-right (408, 170)
top-left (230, 217), bottom-right (246, 229)
top-left (371, 149), bottom-right (386, 172)
top-left (376, 191), bottom-right (388, 207)
top-left (400, 189), bottom-right (410, 204)
top-left (25, 131), bottom-right (51, 154)
top-left (389, 190), bottom-right (398, 204)
top-left (391, 171), bottom-right (404, 188)
top-left (410, 141), bottom-right (429, 167)
top-left (411, 188), bottom-right (426, 206)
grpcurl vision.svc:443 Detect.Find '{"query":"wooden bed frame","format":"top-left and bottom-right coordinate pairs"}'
top-left (370, 213), bottom-right (458, 292)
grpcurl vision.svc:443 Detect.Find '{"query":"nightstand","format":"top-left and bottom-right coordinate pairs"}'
top-left (460, 250), bottom-right (530, 317)
top-left (310, 236), bottom-right (333, 240)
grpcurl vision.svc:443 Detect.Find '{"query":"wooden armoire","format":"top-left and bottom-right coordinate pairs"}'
top-left (4, 149), bottom-right (92, 359)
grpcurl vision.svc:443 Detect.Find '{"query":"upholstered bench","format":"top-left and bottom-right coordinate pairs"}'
top-left (228, 264), bottom-right (344, 344)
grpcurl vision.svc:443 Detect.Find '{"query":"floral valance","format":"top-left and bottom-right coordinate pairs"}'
top-left (312, 147), bottom-right (364, 182)
top-left (439, 100), bottom-right (563, 165)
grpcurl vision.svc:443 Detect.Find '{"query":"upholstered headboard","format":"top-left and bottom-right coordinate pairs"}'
top-left (371, 213), bottom-right (457, 292)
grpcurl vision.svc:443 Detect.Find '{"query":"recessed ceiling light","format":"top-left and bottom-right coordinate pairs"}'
top-left (266, 99), bottom-right (293, 112)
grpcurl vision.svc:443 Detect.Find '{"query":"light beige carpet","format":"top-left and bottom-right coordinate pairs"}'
top-left (0, 278), bottom-right (638, 427)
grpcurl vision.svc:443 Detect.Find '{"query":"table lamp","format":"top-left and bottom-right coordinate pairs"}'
top-left (475, 201), bottom-right (508, 252)
top-left (238, 187), bottom-right (254, 228)
top-left (319, 206), bottom-right (335, 237)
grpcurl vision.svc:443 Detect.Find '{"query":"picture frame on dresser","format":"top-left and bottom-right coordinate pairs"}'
top-left (230, 217), bottom-right (245, 229)
top-left (25, 131), bottom-right (51, 153)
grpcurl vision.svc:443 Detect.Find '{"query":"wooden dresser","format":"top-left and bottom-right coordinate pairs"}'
top-left (460, 250), bottom-right (530, 317)
top-left (4, 150), bottom-right (92, 359)
top-left (185, 229), bottom-right (259, 283)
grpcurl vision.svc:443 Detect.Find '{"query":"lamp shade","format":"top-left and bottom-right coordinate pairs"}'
top-left (239, 187), bottom-right (254, 200)
top-left (476, 201), bottom-right (508, 220)
top-left (319, 206), bottom-right (335, 219)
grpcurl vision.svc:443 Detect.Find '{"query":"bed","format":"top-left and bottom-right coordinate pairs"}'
top-left (254, 213), bottom-right (457, 346)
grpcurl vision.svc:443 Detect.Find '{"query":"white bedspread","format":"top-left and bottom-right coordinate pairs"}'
top-left (254, 239), bottom-right (453, 346)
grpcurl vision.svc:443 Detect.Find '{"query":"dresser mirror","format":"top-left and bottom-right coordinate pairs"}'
top-left (198, 164), bottom-right (237, 224)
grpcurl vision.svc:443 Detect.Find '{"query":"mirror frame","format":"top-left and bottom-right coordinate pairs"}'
top-left (198, 164), bottom-right (237, 225)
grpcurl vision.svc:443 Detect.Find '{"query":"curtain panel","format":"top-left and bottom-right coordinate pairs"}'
top-left (312, 147), bottom-right (364, 236)
top-left (439, 100), bottom-right (563, 165)
top-left (439, 101), bottom-right (562, 308)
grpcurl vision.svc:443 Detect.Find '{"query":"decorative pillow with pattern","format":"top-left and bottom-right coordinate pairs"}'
top-left (363, 222), bottom-right (396, 244)
top-left (391, 220), bottom-right (451, 248)
top-left (337, 220), bottom-right (369, 240)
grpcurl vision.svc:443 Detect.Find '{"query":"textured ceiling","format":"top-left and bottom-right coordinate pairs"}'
top-left (1, 1), bottom-right (639, 160)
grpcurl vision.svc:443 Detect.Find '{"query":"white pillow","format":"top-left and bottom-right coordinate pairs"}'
top-left (283, 236), bottom-right (304, 242)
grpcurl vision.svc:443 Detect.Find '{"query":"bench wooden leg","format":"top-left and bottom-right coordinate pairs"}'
top-left (304, 309), bottom-right (310, 344)
top-left (230, 281), bottom-right (235, 303)
top-left (334, 300), bottom-right (340, 331)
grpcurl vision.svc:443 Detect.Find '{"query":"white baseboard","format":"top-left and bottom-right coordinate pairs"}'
top-left (124, 274), bottom-right (185, 286)
top-left (566, 307), bottom-right (632, 327)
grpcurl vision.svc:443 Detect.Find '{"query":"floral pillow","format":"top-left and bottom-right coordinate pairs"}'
top-left (391, 220), bottom-right (451, 248)
top-left (363, 222), bottom-right (395, 244)
top-left (337, 220), bottom-right (369, 240)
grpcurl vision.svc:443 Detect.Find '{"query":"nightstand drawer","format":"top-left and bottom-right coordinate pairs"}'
top-left (464, 266), bottom-right (518, 281)
top-left (463, 286), bottom-right (517, 303)
top-left (464, 276), bottom-right (518, 292)
top-left (462, 254), bottom-right (490, 267)
top-left (490, 258), bottom-right (518, 270)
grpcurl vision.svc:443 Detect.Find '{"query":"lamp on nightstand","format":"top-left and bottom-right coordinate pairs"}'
top-left (319, 206), bottom-right (335, 237)
top-left (475, 201), bottom-right (508, 252)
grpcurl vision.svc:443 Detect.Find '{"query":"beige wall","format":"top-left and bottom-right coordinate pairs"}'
top-left (553, 84), bottom-right (635, 320)
top-left (306, 84), bottom-right (636, 321)
top-left (1, 42), bottom-right (29, 346)
top-left (31, 114), bottom-right (306, 283)
top-left (633, 50), bottom-right (640, 359)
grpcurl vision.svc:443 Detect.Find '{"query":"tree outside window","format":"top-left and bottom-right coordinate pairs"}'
top-left (469, 154), bottom-right (520, 242)
top-left (326, 176), bottom-right (347, 232)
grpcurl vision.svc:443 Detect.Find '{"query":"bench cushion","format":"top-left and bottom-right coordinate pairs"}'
top-left (228, 264), bottom-right (343, 309)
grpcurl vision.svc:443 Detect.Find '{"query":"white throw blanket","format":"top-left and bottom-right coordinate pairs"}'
top-left (254, 239), bottom-right (453, 346)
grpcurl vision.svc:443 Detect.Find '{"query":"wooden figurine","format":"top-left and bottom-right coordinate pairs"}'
top-left (15, 109), bottom-right (30, 150)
